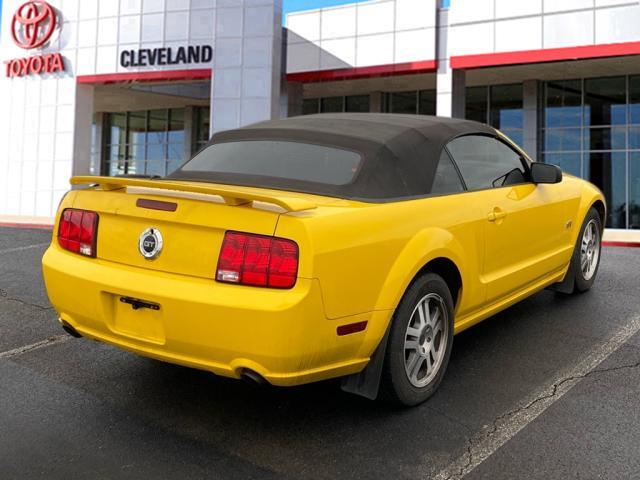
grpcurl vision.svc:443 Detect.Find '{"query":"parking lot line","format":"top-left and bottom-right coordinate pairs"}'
top-left (0, 335), bottom-right (69, 360)
top-left (434, 313), bottom-right (640, 480)
top-left (0, 243), bottom-right (49, 255)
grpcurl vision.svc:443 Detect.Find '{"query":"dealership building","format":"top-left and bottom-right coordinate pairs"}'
top-left (1, 0), bottom-right (640, 230)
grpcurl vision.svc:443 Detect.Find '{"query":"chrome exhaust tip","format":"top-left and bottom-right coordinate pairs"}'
top-left (59, 319), bottom-right (82, 338)
top-left (239, 369), bottom-right (267, 385)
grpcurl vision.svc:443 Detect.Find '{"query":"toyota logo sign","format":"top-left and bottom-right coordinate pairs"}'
top-left (4, 0), bottom-right (66, 78)
top-left (11, 1), bottom-right (57, 50)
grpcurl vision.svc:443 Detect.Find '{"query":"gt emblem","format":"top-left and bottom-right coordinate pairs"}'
top-left (138, 228), bottom-right (163, 260)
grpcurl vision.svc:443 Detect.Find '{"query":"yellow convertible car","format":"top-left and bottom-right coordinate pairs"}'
top-left (42, 114), bottom-right (605, 406)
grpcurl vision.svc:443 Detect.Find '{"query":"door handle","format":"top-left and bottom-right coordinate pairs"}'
top-left (487, 208), bottom-right (507, 222)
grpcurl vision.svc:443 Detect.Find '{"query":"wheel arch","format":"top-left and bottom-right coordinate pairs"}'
top-left (372, 227), bottom-right (472, 317)
top-left (413, 257), bottom-right (463, 310)
top-left (591, 199), bottom-right (606, 231)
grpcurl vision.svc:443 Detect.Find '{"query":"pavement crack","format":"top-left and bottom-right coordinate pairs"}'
top-left (426, 406), bottom-right (474, 434)
top-left (0, 242), bottom-right (49, 255)
top-left (0, 334), bottom-right (70, 360)
top-left (1, 296), bottom-right (54, 311)
top-left (519, 359), bottom-right (640, 413)
top-left (440, 357), bottom-right (640, 480)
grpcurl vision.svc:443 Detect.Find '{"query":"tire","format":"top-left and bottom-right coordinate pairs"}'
top-left (569, 207), bottom-right (603, 293)
top-left (380, 273), bottom-right (454, 407)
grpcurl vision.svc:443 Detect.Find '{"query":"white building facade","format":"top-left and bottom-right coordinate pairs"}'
top-left (1, 0), bottom-right (640, 230)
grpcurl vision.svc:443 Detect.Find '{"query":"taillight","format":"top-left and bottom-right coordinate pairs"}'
top-left (216, 231), bottom-right (299, 289)
top-left (58, 209), bottom-right (98, 257)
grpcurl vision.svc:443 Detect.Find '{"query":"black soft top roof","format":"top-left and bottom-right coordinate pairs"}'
top-left (169, 113), bottom-right (497, 201)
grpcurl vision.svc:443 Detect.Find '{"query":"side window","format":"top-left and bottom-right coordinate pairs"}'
top-left (431, 150), bottom-right (464, 194)
top-left (446, 135), bottom-right (528, 190)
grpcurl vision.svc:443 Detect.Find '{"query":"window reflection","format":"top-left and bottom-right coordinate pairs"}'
top-left (345, 95), bottom-right (370, 113)
top-left (545, 80), bottom-right (582, 128)
top-left (193, 106), bottom-right (210, 155)
top-left (320, 97), bottom-right (343, 113)
top-left (588, 152), bottom-right (626, 228)
top-left (584, 127), bottom-right (626, 151)
top-left (464, 84), bottom-right (523, 148)
top-left (544, 153), bottom-right (581, 178)
top-left (418, 90), bottom-right (436, 115)
top-left (389, 91), bottom-right (417, 114)
top-left (630, 154), bottom-right (640, 229)
top-left (465, 86), bottom-right (487, 124)
top-left (302, 95), bottom-right (371, 114)
top-left (545, 128), bottom-right (581, 151)
top-left (542, 76), bottom-right (640, 229)
top-left (490, 84), bottom-right (523, 130)
top-left (584, 77), bottom-right (626, 126)
top-left (384, 90), bottom-right (436, 115)
top-left (103, 108), bottom-right (189, 177)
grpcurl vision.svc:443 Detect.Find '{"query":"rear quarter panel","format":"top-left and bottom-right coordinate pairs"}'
top-left (275, 194), bottom-right (486, 324)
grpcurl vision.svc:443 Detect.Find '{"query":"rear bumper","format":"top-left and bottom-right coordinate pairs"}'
top-left (42, 245), bottom-right (371, 386)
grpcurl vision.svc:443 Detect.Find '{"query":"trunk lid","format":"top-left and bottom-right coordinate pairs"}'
top-left (68, 177), bottom-right (327, 280)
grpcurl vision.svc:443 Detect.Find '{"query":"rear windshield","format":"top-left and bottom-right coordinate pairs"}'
top-left (180, 140), bottom-right (362, 186)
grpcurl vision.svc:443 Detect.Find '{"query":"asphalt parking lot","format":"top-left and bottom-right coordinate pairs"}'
top-left (1, 226), bottom-right (639, 480)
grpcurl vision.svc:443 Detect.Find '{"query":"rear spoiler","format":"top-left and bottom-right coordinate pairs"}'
top-left (70, 176), bottom-right (317, 213)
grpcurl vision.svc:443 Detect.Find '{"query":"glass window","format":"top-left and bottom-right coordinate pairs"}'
top-left (128, 111), bottom-right (147, 145)
top-left (501, 130), bottom-right (523, 148)
top-left (345, 95), bottom-right (370, 112)
top-left (147, 109), bottom-right (167, 144)
top-left (544, 153), bottom-right (581, 177)
top-left (584, 127), bottom-right (626, 151)
top-left (490, 84), bottom-right (523, 130)
top-left (302, 99), bottom-right (320, 115)
top-left (584, 77), bottom-right (626, 126)
top-left (146, 160), bottom-right (166, 177)
top-left (168, 109), bottom-right (185, 142)
top-left (419, 90), bottom-right (436, 115)
top-left (541, 76), bottom-right (640, 229)
top-left (182, 141), bottom-right (362, 186)
top-left (167, 159), bottom-right (184, 174)
top-left (431, 150), bottom-right (464, 194)
top-left (168, 109), bottom-right (185, 164)
top-left (544, 128), bottom-right (581, 152)
top-left (320, 97), bottom-right (343, 113)
top-left (545, 80), bottom-right (582, 128)
top-left (193, 106), bottom-right (210, 155)
top-left (145, 143), bottom-right (166, 161)
top-left (628, 126), bottom-right (640, 149)
top-left (108, 113), bottom-right (127, 145)
top-left (389, 91), bottom-right (418, 114)
top-left (466, 86), bottom-right (488, 123)
top-left (446, 135), bottom-right (527, 190)
top-left (629, 153), bottom-right (640, 229)
top-left (629, 76), bottom-right (640, 124)
top-left (588, 152), bottom-right (626, 228)
top-left (103, 108), bottom-right (188, 178)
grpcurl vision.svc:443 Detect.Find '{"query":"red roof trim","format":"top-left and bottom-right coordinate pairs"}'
top-left (450, 41), bottom-right (640, 70)
top-left (286, 60), bottom-right (437, 83)
top-left (76, 69), bottom-right (212, 85)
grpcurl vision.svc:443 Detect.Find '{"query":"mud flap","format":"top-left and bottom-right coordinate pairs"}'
top-left (340, 323), bottom-right (391, 400)
top-left (547, 264), bottom-right (576, 295)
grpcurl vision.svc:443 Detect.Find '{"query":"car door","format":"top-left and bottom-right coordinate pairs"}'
top-left (446, 134), bottom-right (569, 304)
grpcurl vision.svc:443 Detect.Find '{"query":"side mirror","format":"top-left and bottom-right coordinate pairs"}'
top-left (531, 162), bottom-right (562, 184)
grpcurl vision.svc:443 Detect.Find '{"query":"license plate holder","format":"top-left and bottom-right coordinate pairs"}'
top-left (120, 296), bottom-right (160, 311)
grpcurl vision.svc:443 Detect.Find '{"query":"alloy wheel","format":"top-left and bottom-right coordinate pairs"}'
top-left (403, 293), bottom-right (449, 388)
top-left (580, 219), bottom-right (600, 281)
